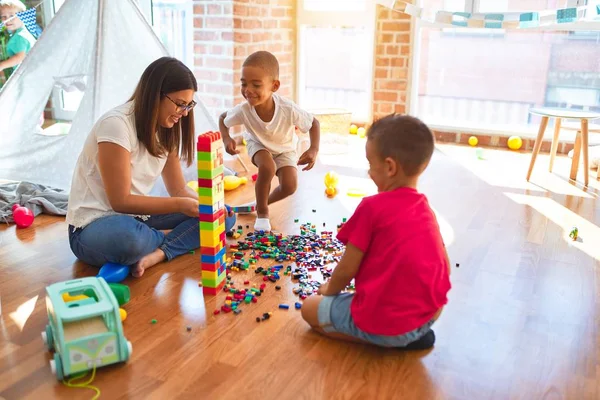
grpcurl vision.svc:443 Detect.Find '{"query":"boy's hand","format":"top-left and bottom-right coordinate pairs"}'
top-left (224, 137), bottom-right (239, 155)
top-left (297, 147), bottom-right (318, 171)
top-left (317, 281), bottom-right (331, 296)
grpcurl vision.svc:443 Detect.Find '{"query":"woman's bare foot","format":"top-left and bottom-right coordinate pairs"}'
top-left (132, 248), bottom-right (166, 278)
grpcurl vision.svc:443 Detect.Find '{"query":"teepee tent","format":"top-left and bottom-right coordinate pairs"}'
top-left (0, 0), bottom-right (241, 195)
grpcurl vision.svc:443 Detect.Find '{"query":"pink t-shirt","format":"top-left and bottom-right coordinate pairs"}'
top-left (336, 187), bottom-right (451, 336)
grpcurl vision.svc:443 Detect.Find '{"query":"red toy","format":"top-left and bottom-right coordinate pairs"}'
top-left (12, 204), bottom-right (34, 228)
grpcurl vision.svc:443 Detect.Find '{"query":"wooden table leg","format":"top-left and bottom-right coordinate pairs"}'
top-left (549, 117), bottom-right (562, 172)
top-left (570, 130), bottom-right (582, 182)
top-left (581, 119), bottom-right (589, 187)
top-left (527, 116), bottom-right (549, 181)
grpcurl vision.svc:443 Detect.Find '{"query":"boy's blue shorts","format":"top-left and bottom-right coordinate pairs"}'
top-left (317, 293), bottom-right (435, 347)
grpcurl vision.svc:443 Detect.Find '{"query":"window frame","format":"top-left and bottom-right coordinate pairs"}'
top-left (408, 0), bottom-right (599, 137)
top-left (41, 0), bottom-right (80, 121)
top-left (137, 0), bottom-right (194, 70)
top-left (295, 0), bottom-right (377, 123)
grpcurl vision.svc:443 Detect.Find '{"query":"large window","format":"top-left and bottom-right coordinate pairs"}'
top-left (142, 0), bottom-right (194, 70)
top-left (297, 0), bottom-right (376, 123)
top-left (415, 0), bottom-right (600, 133)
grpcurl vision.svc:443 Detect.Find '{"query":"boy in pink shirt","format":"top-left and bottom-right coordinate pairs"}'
top-left (301, 114), bottom-right (451, 349)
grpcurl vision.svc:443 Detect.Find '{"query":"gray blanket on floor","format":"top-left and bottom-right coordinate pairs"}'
top-left (0, 181), bottom-right (68, 224)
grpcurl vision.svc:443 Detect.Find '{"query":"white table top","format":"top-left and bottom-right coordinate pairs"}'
top-left (529, 107), bottom-right (600, 120)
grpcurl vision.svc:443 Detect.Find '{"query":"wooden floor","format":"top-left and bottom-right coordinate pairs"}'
top-left (1, 137), bottom-right (600, 399)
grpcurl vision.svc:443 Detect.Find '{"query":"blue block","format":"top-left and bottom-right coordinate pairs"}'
top-left (201, 247), bottom-right (226, 264)
top-left (484, 14), bottom-right (503, 29)
top-left (519, 12), bottom-right (539, 28)
top-left (451, 11), bottom-right (470, 27)
top-left (295, 302), bottom-right (302, 309)
top-left (199, 201), bottom-right (224, 215)
top-left (97, 263), bottom-right (130, 283)
top-left (557, 7), bottom-right (577, 23)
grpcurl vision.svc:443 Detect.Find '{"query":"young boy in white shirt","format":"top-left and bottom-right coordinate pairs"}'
top-left (219, 51), bottom-right (320, 231)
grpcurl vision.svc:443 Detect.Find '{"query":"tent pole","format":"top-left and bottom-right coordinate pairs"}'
top-left (92, 0), bottom-right (104, 121)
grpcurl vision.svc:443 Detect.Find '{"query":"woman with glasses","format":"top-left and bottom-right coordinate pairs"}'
top-left (65, 57), bottom-right (236, 278)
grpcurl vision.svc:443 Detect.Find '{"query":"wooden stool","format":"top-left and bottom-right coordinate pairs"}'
top-left (526, 107), bottom-right (600, 187)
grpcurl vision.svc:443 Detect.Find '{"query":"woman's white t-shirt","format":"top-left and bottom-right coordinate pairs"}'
top-left (66, 101), bottom-right (168, 229)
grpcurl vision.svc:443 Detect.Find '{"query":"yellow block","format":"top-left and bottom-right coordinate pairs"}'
top-left (198, 191), bottom-right (224, 205)
top-left (200, 231), bottom-right (223, 247)
top-left (197, 159), bottom-right (221, 171)
top-left (201, 269), bottom-right (221, 281)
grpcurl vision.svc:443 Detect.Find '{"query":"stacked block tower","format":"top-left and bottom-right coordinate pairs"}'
top-left (197, 131), bottom-right (227, 295)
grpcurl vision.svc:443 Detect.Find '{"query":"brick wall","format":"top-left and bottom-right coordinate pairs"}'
top-left (372, 4), bottom-right (413, 121)
top-left (193, 0), bottom-right (295, 125)
top-left (193, 0), bottom-right (235, 123)
top-left (232, 0), bottom-right (295, 106)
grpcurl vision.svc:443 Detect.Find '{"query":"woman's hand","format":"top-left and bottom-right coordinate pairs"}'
top-left (178, 197), bottom-right (199, 217)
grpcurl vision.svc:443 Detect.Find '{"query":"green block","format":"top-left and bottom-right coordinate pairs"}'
top-left (198, 165), bottom-right (224, 179)
top-left (200, 220), bottom-right (222, 231)
top-left (198, 186), bottom-right (222, 198)
top-left (197, 151), bottom-right (216, 161)
top-left (202, 272), bottom-right (226, 288)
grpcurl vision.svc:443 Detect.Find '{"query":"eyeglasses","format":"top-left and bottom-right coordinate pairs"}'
top-left (164, 94), bottom-right (196, 114)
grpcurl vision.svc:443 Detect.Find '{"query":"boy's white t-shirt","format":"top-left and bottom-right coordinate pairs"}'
top-left (66, 101), bottom-right (168, 229)
top-left (223, 93), bottom-right (313, 154)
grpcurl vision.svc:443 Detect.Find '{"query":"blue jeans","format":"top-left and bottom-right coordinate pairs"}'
top-left (318, 293), bottom-right (436, 347)
top-left (68, 211), bottom-right (236, 267)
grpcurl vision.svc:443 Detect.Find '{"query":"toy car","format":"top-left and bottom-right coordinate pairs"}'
top-left (41, 277), bottom-right (132, 380)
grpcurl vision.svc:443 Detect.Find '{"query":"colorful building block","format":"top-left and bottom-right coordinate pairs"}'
top-left (198, 131), bottom-right (227, 296)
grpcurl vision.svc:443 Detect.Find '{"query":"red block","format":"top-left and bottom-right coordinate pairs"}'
top-left (198, 209), bottom-right (224, 222)
top-left (201, 262), bottom-right (221, 272)
top-left (200, 246), bottom-right (222, 256)
top-left (203, 279), bottom-right (226, 296)
top-left (197, 174), bottom-right (224, 189)
top-left (196, 131), bottom-right (223, 151)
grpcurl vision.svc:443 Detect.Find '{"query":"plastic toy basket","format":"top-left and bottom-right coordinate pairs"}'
top-left (308, 108), bottom-right (352, 155)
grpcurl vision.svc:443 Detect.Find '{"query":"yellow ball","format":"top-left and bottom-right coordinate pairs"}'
top-left (357, 127), bottom-right (366, 138)
top-left (468, 136), bottom-right (478, 146)
top-left (507, 136), bottom-right (522, 151)
top-left (349, 124), bottom-right (358, 135)
top-left (119, 308), bottom-right (127, 322)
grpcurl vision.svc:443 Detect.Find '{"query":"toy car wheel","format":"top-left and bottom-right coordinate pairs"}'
top-left (43, 325), bottom-right (54, 351)
top-left (126, 340), bottom-right (133, 360)
top-left (50, 353), bottom-right (64, 381)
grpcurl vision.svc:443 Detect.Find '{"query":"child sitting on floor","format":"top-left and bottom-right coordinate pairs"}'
top-left (219, 50), bottom-right (320, 232)
top-left (301, 114), bottom-right (451, 350)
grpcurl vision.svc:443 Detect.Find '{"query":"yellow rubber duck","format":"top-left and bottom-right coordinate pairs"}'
top-left (324, 171), bottom-right (339, 197)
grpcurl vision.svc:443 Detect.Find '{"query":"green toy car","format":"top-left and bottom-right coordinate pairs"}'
top-left (41, 277), bottom-right (132, 380)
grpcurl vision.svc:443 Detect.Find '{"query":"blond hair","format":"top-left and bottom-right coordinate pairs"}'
top-left (0, 0), bottom-right (26, 12)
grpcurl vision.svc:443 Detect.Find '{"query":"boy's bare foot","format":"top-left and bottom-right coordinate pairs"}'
top-left (132, 248), bottom-right (166, 278)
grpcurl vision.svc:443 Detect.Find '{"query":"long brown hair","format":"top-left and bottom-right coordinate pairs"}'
top-left (128, 57), bottom-right (198, 166)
